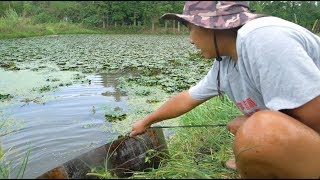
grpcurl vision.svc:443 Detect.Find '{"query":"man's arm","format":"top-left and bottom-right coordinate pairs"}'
top-left (130, 90), bottom-right (207, 137)
top-left (281, 95), bottom-right (320, 133)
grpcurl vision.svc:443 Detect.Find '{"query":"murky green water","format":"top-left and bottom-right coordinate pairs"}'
top-left (1, 72), bottom-right (128, 178)
top-left (0, 34), bottom-right (212, 178)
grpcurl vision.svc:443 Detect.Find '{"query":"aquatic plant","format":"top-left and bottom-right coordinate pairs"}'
top-left (0, 94), bottom-right (13, 101)
top-left (105, 111), bottom-right (127, 122)
top-left (0, 117), bottom-right (30, 179)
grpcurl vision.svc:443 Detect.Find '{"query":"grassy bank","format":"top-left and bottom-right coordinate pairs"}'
top-left (0, 18), bottom-right (98, 39)
top-left (129, 97), bottom-right (242, 179)
top-left (0, 12), bottom-right (188, 39)
top-left (0, 11), bottom-right (316, 40)
top-left (0, 21), bottom-right (187, 40)
top-left (90, 97), bottom-right (241, 179)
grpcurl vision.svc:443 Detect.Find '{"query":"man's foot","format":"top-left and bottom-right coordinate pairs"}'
top-left (225, 159), bottom-right (237, 171)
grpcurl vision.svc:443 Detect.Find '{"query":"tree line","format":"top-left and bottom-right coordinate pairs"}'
top-left (0, 1), bottom-right (319, 33)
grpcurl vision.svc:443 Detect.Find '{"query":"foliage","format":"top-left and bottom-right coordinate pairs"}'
top-left (0, 34), bottom-right (207, 95)
top-left (32, 12), bottom-right (58, 24)
top-left (105, 111), bottom-right (127, 122)
top-left (0, 1), bottom-right (318, 32)
top-left (82, 14), bottom-right (101, 27)
top-left (250, 1), bottom-right (320, 32)
top-left (3, 8), bottom-right (19, 27)
top-left (0, 146), bottom-right (31, 179)
top-left (0, 94), bottom-right (13, 101)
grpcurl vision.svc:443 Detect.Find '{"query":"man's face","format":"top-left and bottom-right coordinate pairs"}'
top-left (188, 23), bottom-right (215, 59)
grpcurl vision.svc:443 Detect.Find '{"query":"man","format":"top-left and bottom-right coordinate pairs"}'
top-left (130, 1), bottom-right (320, 178)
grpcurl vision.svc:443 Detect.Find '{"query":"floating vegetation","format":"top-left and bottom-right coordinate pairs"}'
top-left (39, 85), bottom-right (52, 92)
top-left (135, 89), bottom-right (152, 96)
top-left (0, 61), bottom-right (20, 70)
top-left (0, 34), bottom-right (213, 134)
top-left (0, 34), bottom-right (221, 179)
top-left (0, 94), bottom-right (13, 101)
top-left (146, 96), bottom-right (161, 104)
top-left (0, 34), bottom-right (215, 137)
top-left (20, 96), bottom-right (44, 105)
top-left (73, 73), bottom-right (86, 80)
top-left (0, 68), bottom-right (86, 107)
top-left (105, 111), bottom-right (127, 122)
top-left (91, 106), bottom-right (96, 114)
top-left (188, 51), bottom-right (205, 61)
top-left (0, 112), bottom-right (24, 136)
top-left (46, 77), bottom-right (60, 82)
top-left (0, 34), bottom-right (212, 95)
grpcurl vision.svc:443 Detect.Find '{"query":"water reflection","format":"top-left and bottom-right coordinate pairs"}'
top-left (1, 72), bottom-right (128, 179)
top-left (100, 72), bottom-right (126, 102)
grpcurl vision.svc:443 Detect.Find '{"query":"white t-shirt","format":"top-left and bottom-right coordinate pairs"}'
top-left (189, 16), bottom-right (320, 115)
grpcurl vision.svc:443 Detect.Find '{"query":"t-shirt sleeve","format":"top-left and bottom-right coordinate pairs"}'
top-left (241, 27), bottom-right (320, 111)
top-left (188, 62), bottom-right (219, 100)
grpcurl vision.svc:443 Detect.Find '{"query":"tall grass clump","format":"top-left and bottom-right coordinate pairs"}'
top-left (0, 8), bottom-right (97, 39)
top-left (0, 115), bottom-right (31, 179)
top-left (129, 97), bottom-right (242, 179)
top-left (0, 8), bottom-right (41, 39)
top-left (0, 145), bottom-right (31, 179)
top-left (3, 8), bottom-right (20, 28)
top-left (44, 21), bottom-right (98, 35)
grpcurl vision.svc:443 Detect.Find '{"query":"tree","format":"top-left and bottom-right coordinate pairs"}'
top-left (110, 1), bottom-right (127, 27)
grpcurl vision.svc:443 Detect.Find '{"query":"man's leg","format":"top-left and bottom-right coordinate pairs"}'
top-left (225, 115), bottom-right (249, 170)
top-left (234, 110), bottom-right (320, 178)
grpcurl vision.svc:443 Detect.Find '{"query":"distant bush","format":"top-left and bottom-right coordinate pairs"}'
top-left (33, 12), bottom-right (58, 24)
top-left (82, 15), bottom-right (101, 27)
top-left (4, 8), bottom-right (20, 27)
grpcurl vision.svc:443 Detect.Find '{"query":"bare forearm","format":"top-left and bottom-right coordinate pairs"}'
top-left (130, 90), bottom-right (208, 137)
top-left (142, 90), bottom-right (206, 127)
top-left (281, 95), bottom-right (320, 133)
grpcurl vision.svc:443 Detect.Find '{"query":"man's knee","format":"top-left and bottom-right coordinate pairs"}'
top-left (232, 110), bottom-right (320, 178)
top-left (232, 110), bottom-right (290, 178)
top-left (234, 109), bottom-right (314, 143)
top-left (235, 110), bottom-right (290, 136)
top-left (233, 110), bottom-right (290, 154)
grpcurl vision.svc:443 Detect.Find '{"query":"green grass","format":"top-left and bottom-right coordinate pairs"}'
top-left (0, 9), bottom-right (98, 39)
top-left (131, 98), bottom-right (240, 179)
top-left (128, 97), bottom-right (242, 179)
top-left (92, 97), bottom-right (242, 179)
top-left (0, 113), bottom-right (31, 179)
top-left (0, 8), bottom-right (317, 40)
top-left (0, 18), bottom-right (97, 39)
top-left (0, 145), bottom-right (31, 179)
top-left (0, 145), bottom-right (30, 179)
top-left (0, 12), bottom-right (188, 40)
top-left (0, 21), bottom-right (188, 40)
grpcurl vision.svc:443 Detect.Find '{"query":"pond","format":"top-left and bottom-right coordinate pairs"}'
top-left (0, 34), bottom-right (212, 178)
top-left (1, 72), bottom-right (127, 178)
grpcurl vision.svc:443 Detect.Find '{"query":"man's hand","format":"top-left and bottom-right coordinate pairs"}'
top-left (129, 119), bottom-right (149, 137)
top-left (129, 90), bottom-right (207, 137)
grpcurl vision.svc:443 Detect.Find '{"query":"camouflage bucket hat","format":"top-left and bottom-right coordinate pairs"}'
top-left (160, 1), bottom-right (267, 30)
